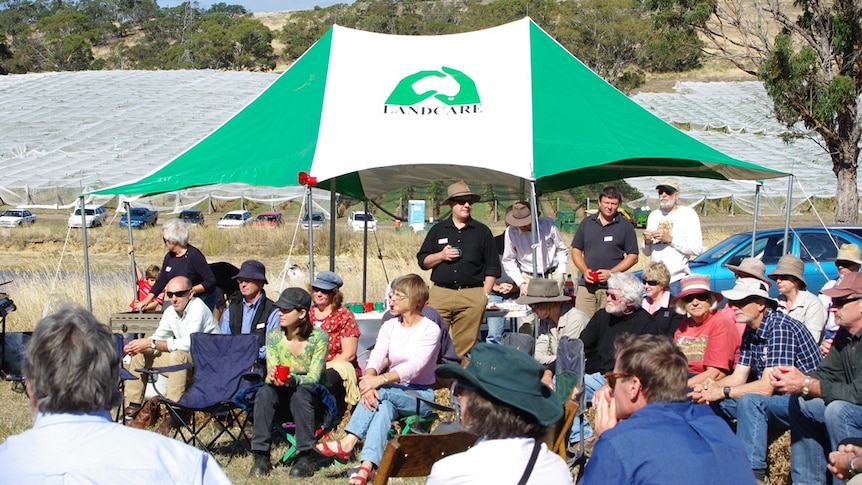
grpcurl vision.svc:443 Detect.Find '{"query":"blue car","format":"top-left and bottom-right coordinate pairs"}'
top-left (119, 207), bottom-right (158, 228)
top-left (679, 226), bottom-right (862, 297)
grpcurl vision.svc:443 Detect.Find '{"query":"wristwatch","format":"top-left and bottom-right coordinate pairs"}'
top-left (802, 376), bottom-right (811, 396)
top-left (723, 386), bottom-right (731, 399)
top-left (150, 339), bottom-right (157, 350)
top-left (850, 456), bottom-right (859, 477)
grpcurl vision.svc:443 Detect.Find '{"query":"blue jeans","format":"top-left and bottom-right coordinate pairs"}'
top-left (568, 372), bottom-right (604, 443)
top-left (714, 394), bottom-right (791, 470)
top-left (790, 396), bottom-right (862, 485)
top-left (485, 293), bottom-right (505, 344)
top-left (344, 386), bottom-right (434, 466)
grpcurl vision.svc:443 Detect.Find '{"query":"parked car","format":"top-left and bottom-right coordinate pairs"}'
top-left (119, 207), bottom-right (158, 228)
top-left (178, 209), bottom-right (205, 225)
top-left (646, 226), bottom-right (862, 297)
top-left (0, 209), bottom-right (36, 227)
top-left (301, 211), bottom-right (326, 229)
top-left (217, 210), bottom-right (252, 228)
top-left (254, 211), bottom-right (284, 227)
top-left (68, 205), bottom-right (108, 228)
top-left (348, 211), bottom-right (377, 232)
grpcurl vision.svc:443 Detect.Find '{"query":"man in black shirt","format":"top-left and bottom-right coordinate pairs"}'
top-left (417, 181), bottom-right (501, 358)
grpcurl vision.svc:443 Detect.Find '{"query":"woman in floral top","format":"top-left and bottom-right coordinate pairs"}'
top-left (309, 271), bottom-right (360, 412)
top-left (249, 288), bottom-right (329, 479)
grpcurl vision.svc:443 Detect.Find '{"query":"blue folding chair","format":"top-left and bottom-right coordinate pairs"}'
top-left (113, 333), bottom-right (137, 424)
top-left (138, 333), bottom-right (258, 458)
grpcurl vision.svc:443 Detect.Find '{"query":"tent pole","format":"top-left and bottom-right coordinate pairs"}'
top-left (79, 195), bottom-right (92, 311)
top-left (362, 199), bottom-right (369, 303)
top-left (126, 200), bottom-right (137, 303)
top-left (529, 182), bottom-right (539, 280)
top-left (330, 180), bottom-right (336, 272)
top-left (751, 183), bottom-right (762, 258)
top-left (783, 175), bottom-right (794, 255)
top-left (307, 185), bottom-right (314, 281)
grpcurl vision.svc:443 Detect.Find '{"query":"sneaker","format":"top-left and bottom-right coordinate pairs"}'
top-left (289, 450), bottom-right (316, 478)
top-left (249, 452), bottom-right (272, 477)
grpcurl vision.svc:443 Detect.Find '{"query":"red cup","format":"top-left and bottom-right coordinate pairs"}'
top-left (589, 271), bottom-right (599, 282)
top-left (274, 365), bottom-right (290, 382)
top-left (363, 301), bottom-right (374, 313)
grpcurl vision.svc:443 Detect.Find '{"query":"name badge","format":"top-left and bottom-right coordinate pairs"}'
top-left (165, 266), bottom-right (172, 272)
top-left (255, 323), bottom-right (266, 330)
top-left (438, 238), bottom-right (449, 244)
top-left (604, 236), bottom-right (613, 242)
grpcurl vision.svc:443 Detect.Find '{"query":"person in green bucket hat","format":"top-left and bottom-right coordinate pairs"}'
top-left (427, 343), bottom-right (573, 484)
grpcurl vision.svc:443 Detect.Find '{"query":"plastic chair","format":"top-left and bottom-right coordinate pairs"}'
top-left (138, 333), bottom-right (258, 458)
top-left (277, 383), bottom-right (341, 465)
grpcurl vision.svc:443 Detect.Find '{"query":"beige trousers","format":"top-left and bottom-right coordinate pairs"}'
top-left (124, 349), bottom-right (193, 406)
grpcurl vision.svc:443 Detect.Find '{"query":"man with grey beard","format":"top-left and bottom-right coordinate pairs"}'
top-left (642, 178), bottom-right (703, 294)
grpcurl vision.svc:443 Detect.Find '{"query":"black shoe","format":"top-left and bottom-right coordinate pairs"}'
top-left (249, 452), bottom-right (272, 477)
top-left (289, 450), bottom-right (317, 478)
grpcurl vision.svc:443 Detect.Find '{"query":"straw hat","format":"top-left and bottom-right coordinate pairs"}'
top-left (442, 181), bottom-right (481, 205)
top-left (516, 278), bottom-right (569, 305)
top-left (436, 343), bottom-right (562, 426)
top-left (656, 178), bottom-right (680, 194)
top-left (836, 244), bottom-right (862, 266)
top-left (725, 257), bottom-right (771, 288)
top-left (505, 201), bottom-right (532, 227)
top-left (768, 254), bottom-right (807, 289)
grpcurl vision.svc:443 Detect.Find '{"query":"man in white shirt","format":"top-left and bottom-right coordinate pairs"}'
top-left (123, 275), bottom-right (219, 432)
top-left (642, 178), bottom-right (703, 294)
top-left (502, 201), bottom-right (568, 294)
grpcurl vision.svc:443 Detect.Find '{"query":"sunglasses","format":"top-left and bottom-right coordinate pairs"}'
top-left (727, 296), bottom-right (761, 308)
top-left (642, 279), bottom-right (659, 286)
top-left (607, 291), bottom-right (623, 301)
top-left (312, 287), bottom-right (334, 294)
top-left (453, 381), bottom-right (477, 397)
top-left (166, 289), bottom-right (191, 298)
top-left (450, 198), bottom-right (473, 205)
top-left (657, 188), bottom-right (676, 196)
top-left (832, 296), bottom-right (862, 308)
top-left (681, 293), bottom-right (711, 304)
top-left (836, 260), bottom-right (860, 269)
top-left (604, 372), bottom-right (635, 388)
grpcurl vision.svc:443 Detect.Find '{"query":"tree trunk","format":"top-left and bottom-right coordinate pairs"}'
top-left (833, 139), bottom-right (860, 224)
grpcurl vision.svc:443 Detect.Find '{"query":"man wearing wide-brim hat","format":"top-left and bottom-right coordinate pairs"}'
top-left (417, 181), bottom-right (501, 359)
top-left (691, 277), bottom-right (821, 481)
top-left (768, 254), bottom-right (828, 342)
top-left (819, 243), bottom-right (862, 343)
top-left (502, 201), bottom-right (568, 297)
top-left (219, 259), bottom-right (279, 369)
top-left (426, 343), bottom-right (573, 484)
top-left (772, 272), bottom-right (862, 484)
top-left (516, 278), bottom-right (588, 389)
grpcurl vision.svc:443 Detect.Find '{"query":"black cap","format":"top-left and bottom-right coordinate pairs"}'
top-left (274, 287), bottom-right (311, 311)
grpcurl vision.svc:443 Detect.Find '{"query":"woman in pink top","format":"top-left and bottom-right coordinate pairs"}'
top-left (672, 275), bottom-right (739, 388)
top-left (314, 274), bottom-right (441, 485)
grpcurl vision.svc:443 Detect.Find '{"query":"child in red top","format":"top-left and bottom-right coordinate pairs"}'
top-left (130, 264), bottom-right (163, 311)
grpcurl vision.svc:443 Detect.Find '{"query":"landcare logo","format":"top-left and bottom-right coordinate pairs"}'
top-left (383, 66), bottom-right (482, 116)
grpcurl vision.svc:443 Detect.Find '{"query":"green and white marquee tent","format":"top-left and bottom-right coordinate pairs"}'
top-left (93, 17), bottom-right (785, 200)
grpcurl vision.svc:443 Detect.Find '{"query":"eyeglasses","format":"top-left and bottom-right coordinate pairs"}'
top-left (453, 381), bottom-right (477, 397)
top-left (166, 289), bottom-right (191, 298)
top-left (681, 293), bottom-right (711, 304)
top-left (657, 188), bottom-right (676, 196)
top-left (727, 297), bottom-right (760, 308)
top-left (604, 371), bottom-right (635, 388)
top-left (642, 279), bottom-right (659, 286)
top-left (450, 197), bottom-right (473, 206)
top-left (607, 291), bottom-right (623, 301)
top-left (832, 296), bottom-right (862, 308)
top-left (388, 292), bottom-right (407, 301)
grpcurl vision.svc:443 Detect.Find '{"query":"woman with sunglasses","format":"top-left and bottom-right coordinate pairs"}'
top-left (640, 262), bottom-right (683, 337)
top-left (315, 274), bottom-right (441, 485)
top-left (309, 271), bottom-right (360, 414)
top-left (672, 275), bottom-right (739, 388)
top-left (768, 254), bottom-right (828, 342)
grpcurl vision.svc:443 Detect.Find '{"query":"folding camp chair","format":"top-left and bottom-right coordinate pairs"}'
top-left (553, 336), bottom-right (587, 475)
top-left (278, 383), bottom-right (341, 465)
top-left (373, 430), bottom-right (477, 485)
top-left (113, 333), bottom-right (137, 424)
top-left (138, 333), bottom-right (258, 458)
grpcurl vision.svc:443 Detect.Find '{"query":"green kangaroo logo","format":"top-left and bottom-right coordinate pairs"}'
top-left (385, 67), bottom-right (481, 106)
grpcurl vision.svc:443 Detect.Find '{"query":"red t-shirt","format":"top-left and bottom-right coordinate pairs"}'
top-left (674, 310), bottom-right (739, 375)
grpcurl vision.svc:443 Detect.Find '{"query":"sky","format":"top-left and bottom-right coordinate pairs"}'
top-left (158, 0), bottom-right (353, 12)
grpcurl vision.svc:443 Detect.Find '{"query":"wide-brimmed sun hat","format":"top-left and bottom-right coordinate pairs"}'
top-left (505, 201), bottom-right (532, 227)
top-left (768, 254), bottom-right (807, 288)
top-left (436, 343), bottom-right (562, 426)
top-left (516, 278), bottom-right (569, 305)
top-left (721, 277), bottom-right (776, 308)
top-left (442, 180), bottom-right (481, 205)
top-left (232, 259), bottom-right (268, 284)
top-left (725, 257), bottom-right (771, 288)
top-left (672, 275), bottom-right (722, 309)
top-left (311, 271), bottom-right (343, 291)
top-left (836, 244), bottom-right (862, 266)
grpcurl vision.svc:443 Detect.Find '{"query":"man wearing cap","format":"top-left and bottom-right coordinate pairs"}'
top-left (583, 334), bottom-right (755, 484)
top-left (771, 272), bottom-right (862, 485)
top-left (219, 259), bottom-right (279, 371)
top-left (642, 178), bottom-right (703, 294)
top-left (571, 186), bottom-right (639, 319)
top-left (819, 243), bottom-right (862, 349)
top-left (723, 257), bottom-right (773, 337)
top-left (417, 180), bottom-right (501, 358)
top-left (517, 278), bottom-right (588, 388)
top-left (502, 201), bottom-right (568, 295)
top-left (122, 275), bottom-right (220, 433)
top-left (692, 277), bottom-right (820, 481)
top-left (427, 343), bottom-right (573, 484)
top-left (769, 254), bottom-right (827, 342)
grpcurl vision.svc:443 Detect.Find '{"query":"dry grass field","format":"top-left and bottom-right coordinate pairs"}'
top-left (0, 209), bottom-right (825, 483)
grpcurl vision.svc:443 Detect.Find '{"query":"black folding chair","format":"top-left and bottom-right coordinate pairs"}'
top-left (139, 333), bottom-right (258, 459)
top-left (113, 333), bottom-right (137, 424)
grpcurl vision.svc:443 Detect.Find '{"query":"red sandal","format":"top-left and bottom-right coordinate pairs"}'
top-left (314, 440), bottom-right (352, 463)
top-left (348, 463), bottom-right (375, 485)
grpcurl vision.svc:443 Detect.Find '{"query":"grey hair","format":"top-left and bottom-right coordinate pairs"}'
top-left (23, 306), bottom-right (121, 414)
top-left (162, 219), bottom-right (190, 247)
top-left (609, 272), bottom-right (644, 309)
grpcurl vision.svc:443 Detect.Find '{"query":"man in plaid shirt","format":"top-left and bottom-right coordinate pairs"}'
top-left (690, 277), bottom-right (821, 482)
